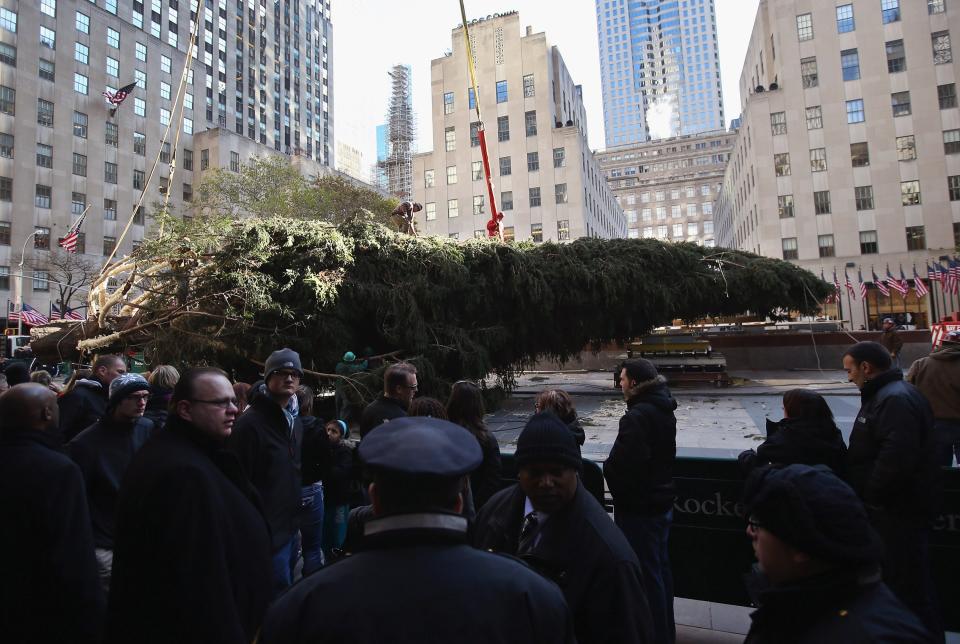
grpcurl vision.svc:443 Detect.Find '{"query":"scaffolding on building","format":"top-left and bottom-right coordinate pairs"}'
top-left (376, 65), bottom-right (415, 201)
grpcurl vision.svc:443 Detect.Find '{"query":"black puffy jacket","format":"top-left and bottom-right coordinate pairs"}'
top-left (739, 416), bottom-right (848, 478)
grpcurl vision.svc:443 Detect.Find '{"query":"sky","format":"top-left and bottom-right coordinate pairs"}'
top-left (332, 0), bottom-right (761, 178)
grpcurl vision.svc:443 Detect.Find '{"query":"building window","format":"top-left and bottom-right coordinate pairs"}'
top-left (73, 111), bottom-right (88, 138)
top-left (134, 98), bottom-right (145, 117)
top-left (770, 111), bottom-right (787, 135)
top-left (0, 177), bottom-right (9, 201)
top-left (38, 59), bottom-right (54, 82)
top-left (796, 14), bottom-right (813, 41)
top-left (76, 11), bottom-right (89, 33)
top-left (107, 28), bottom-right (119, 49)
top-left (103, 236), bottom-right (117, 257)
top-left (800, 57), bottom-right (818, 88)
top-left (859, 230), bottom-right (878, 254)
top-left (74, 42), bottom-right (89, 65)
top-left (523, 74), bottom-right (535, 97)
top-left (836, 4), bottom-right (854, 32)
top-left (40, 0), bottom-right (56, 17)
top-left (948, 175), bottom-right (960, 202)
top-left (855, 185), bottom-right (874, 210)
top-left (810, 148), bottom-right (827, 172)
top-left (496, 80), bottom-right (507, 103)
top-left (33, 271), bottom-right (49, 291)
top-left (33, 227), bottom-right (50, 250)
top-left (530, 223), bottom-right (543, 243)
top-left (933, 31), bottom-right (952, 64)
top-left (133, 170), bottom-right (145, 190)
top-left (525, 111), bottom-right (537, 137)
top-left (0, 133), bottom-right (11, 158)
top-left (73, 73), bottom-right (88, 95)
top-left (851, 142), bottom-right (870, 167)
top-left (447, 198), bottom-right (459, 218)
top-left (529, 187), bottom-right (541, 207)
top-left (37, 99), bottom-right (54, 127)
top-left (901, 180), bottom-right (921, 206)
top-left (230, 151), bottom-right (240, 172)
top-left (930, 0), bottom-right (946, 14)
top-left (468, 87), bottom-right (476, 110)
top-left (424, 169), bottom-right (435, 188)
top-left (906, 226), bottom-right (926, 250)
top-left (71, 192), bottom-right (85, 215)
top-left (881, 0), bottom-right (900, 23)
top-left (497, 116), bottom-right (509, 142)
top-left (135, 42), bottom-right (147, 62)
top-left (501, 191), bottom-right (513, 211)
top-left (777, 194), bottom-right (794, 218)
top-left (104, 162), bottom-right (117, 184)
top-left (0, 8), bottom-right (15, 32)
top-left (944, 129), bottom-right (960, 154)
top-left (132, 132), bottom-right (145, 155)
top-left (160, 143), bottom-right (171, 164)
top-left (40, 26), bottom-right (55, 50)
top-left (553, 147), bottom-right (565, 168)
top-left (555, 183), bottom-right (568, 204)
top-left (104, 199), bottom-right (117, 220)
top-left (896, 135), bottom-right (916, 161)
top-left (446, 166), bottom-right (457, 185)
top-left (841, 49), bottom-right (860, 81)
top-left (472, 195), bottom-right (484, 215)
top-left (183, 149), bottom-right (192, 171)
top-left (443, 92), bottom-right (454, 115)
top-left (814, 190), bottom-right (831, 214)
top-left (200, 149), bottom-right (209, 170)
top-left (445, 126), bottom-right (455, 152)
top-left (160, 82), bottom-right (171, 101)
top-left (818, 234), bottom-right (835, 258)
top-left (161, 55), bottom-right (171, 74)
top-left (782, 237), bottom-right (798, 260)
top-left (471, 161), bottom-right (483, 181)
top-left (36, 144), bottom-right (53, 169)
top-left (0, 222), bottom-right (9, 244)
top-left (939, 84), bottom-right (957, 109)
top-left (72, 153), bottom-right (87, 177)
top-left (469, 122), bottom-right (480, 147)
top-left (425, 202), bottom-right (436, 220)
top-left (503, 226), bottom-right (515, 242)
top-left (527, 151), bottom-right (539, 172)
top-left (891, 91), bottom-right (911, 117)
top-left (499, 157), bottom-right (511, 176)
top-left (557, 220), bottom-right (570, 241)
top-left (841, 99), bottom-right (862, 124)
top-left (35, 185), bottom-right (51, 209)
top-left (106, 57), bottom-right (119, 78)
top-left (159, 108), bottom-right (170, 126)
top-left (886, 40), bottom-right (906, 73)
top-left (805, 106), bottom-right (822, 130)
top-left (0, 43), bottom-right (16, 67)
top-left (774, 153), bottom-right (790, 176)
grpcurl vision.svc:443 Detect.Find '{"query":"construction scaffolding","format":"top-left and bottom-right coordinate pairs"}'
top-left (376, 65), bottom-right (415, 201)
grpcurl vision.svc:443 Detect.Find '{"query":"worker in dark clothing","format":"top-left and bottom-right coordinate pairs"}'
top-left (69, 373), bottom-right (154, 593)
top-left (879, 318), bottom-right (904, 369)
top-left (742, 464), bottom-right (935, 643)
top-left (474, 412), bottom-right (654, 644)
top-left (59, 354), bottom-right (127, 442)
top-left (228, 348), bottom-right (306, 596)
top-left (106, 368), bottom-right (272, 644)
top-left (261, 416), bottom-right (575, 644)
top-left (0, 383), bottom-right (105, 644)
top-left (842, 341), bottom-right (943, 641)
top-left (358, 362), bottom-right (417, 438)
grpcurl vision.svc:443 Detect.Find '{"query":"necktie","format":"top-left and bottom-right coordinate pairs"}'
top-left (518, 512), bottom-right (540, 555)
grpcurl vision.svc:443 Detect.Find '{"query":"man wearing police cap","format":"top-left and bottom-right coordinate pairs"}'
top-left (260, 416), bottom-right (575, 644)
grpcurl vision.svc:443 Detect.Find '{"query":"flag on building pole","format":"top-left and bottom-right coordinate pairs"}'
top-left (886, 265), bottom-right (908, 295)
top-left (832, 269), bottom-right (842, 301)
top-left (873, 268), bottom-right (890, 297)
top-left (50, 304), bottom-right (84, 321)
top-left (9, 303), bottom-right (49, 326)
top-left (58, 205), bottom-right (89, 253)
top-left (102, 81), bottom-right (138, 117)
top-left (949, 258), bottom-right (960, 295)
top-left (844, 268), bottom-right (856, 299)
top-left (898, 265), bottom-right (911, 294)
top-left (913, 265), bottom-right (928, 298)
top-left (821, 270), bottom-right (834, 303)
top-left (858, 267), bottom-right (868, 299)
top-left (928, 263), bottom-right (941, 282)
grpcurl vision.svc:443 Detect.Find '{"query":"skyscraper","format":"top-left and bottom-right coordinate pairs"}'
top-left (596, 0), bottom-right (724, 146)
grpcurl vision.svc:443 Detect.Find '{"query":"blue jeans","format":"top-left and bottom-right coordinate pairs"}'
top-left (615, 509), bottom-right (675, 644)
top-left (321, 503), bottom-right (350, 559)
top-left (300, 482), bottom-right (325, 576)
top-left (271, 534), bottom-right (300, 597)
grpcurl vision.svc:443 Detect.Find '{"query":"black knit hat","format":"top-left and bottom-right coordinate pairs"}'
top-left (621, 358), bottom-right (658, 383)
top-left (264, 348), bottom-right (303, 379)
top-left (744, 464), bottom-right (883, 565)
top-left (516, 412), bottom-right (582, 471)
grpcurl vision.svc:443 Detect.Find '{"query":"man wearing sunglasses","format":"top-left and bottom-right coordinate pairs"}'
top-left (68, 373), bottom-right (155, 593)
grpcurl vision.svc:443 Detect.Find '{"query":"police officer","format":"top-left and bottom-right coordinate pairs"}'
top-left (260, 416), bottom-right (575, 644)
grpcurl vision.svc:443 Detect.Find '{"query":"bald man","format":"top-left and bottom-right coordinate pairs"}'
top-left (0, 384), bottom-right (105, 643)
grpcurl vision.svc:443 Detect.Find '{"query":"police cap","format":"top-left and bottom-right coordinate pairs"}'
top-left (359, 416), bottom-right (482, 477)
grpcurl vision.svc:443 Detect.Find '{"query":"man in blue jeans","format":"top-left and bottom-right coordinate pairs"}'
top-left (605, 358), bottom-right (678, 644)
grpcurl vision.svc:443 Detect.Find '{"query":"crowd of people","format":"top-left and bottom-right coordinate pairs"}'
top-left (0, 331), bottom-right (957, 643)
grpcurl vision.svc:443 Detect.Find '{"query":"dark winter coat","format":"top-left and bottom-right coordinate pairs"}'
top-left (0, 429), bottom-right (105, 644)
top-left (260, 512), bottom-right (576, 644)
top-left (299, 415), bottom-right (332, 486)
top-left (322, 442), bottom-right (355, 506)
top-left (473, 482), bottom-right (654, 644)
top-left (228, 390), bottom-right (303, 551)
top-left (105, 416), bottom-right (272, 644)
top-left (471, 430), bottom-right (503, 509)
top-left (604, 378), bottom-right (678, 516)
top-left (847, 369), bottom-right (941, 518)
top-left (358, 394), bottom-right (407, 438)
top-left (68, 415), bottom-right (155, 549)
top-left (143, 385), bottom-right (172, 430)
top-left (744, 567), bottom-right (935, 644)
top-left (906, 343), bottom-right (960, 421)
top-left (739, 416), bottom-right (848, 478)
top-left (58, 378), bottom-right (110, 442)
top-left (568, 415), bottom-right (586, 446)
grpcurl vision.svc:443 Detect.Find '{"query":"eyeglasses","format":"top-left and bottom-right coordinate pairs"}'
top-left (273, 370), bottom-right (301, 380)
top-left (189, 398), bottom-right (239, 409)
top-left (747, 516), bottom-right (763, 531)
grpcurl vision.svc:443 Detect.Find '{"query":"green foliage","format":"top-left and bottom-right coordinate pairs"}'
top-left (127, 217), bottom-right (831, 395)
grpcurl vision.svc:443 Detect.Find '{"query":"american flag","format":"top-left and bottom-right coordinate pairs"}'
top-left (821, 270), bottom-right (834, 303)
top-left (887, 266), bottom-right (908, 295)
top-left (948, 259), bottom-right (960, 295)
top-left (832, 269), bottom-right (842, 301)
top-left (50, 304), bottom-right (85, 321)
top-left (58, 207), bottom-right (88, 253)
top-left (8, 303), bottom-right (49, 326)
top-left (898, 266), bottom-right (911, 294)
top-left (844, 268), bottom-right (856, 299)
top-left (873, 268), bottom-right (890, 296)
top-left (913, 265), bottom-right (929, 298)
top-left (928, 263), bottom-right (941, 282)
top-left (102, 81), bottom-right (137, 106)
top-left (857, 267), bottom-right (868, 299)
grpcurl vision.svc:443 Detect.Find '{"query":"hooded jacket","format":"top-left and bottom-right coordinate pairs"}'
top-left (604, 377), bottom-right (678, 515)
top-left (143, 385), bottom-right (173, 430)
top-left (59, 378), bottom-right (110, 442)
top-left (739, 416), bottom-right (848, 478)
top-left (906, 343), bottom-right (960, 421)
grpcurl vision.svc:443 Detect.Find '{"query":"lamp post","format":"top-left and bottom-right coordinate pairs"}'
top-left (13, 228), bottom-right (37, 336)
